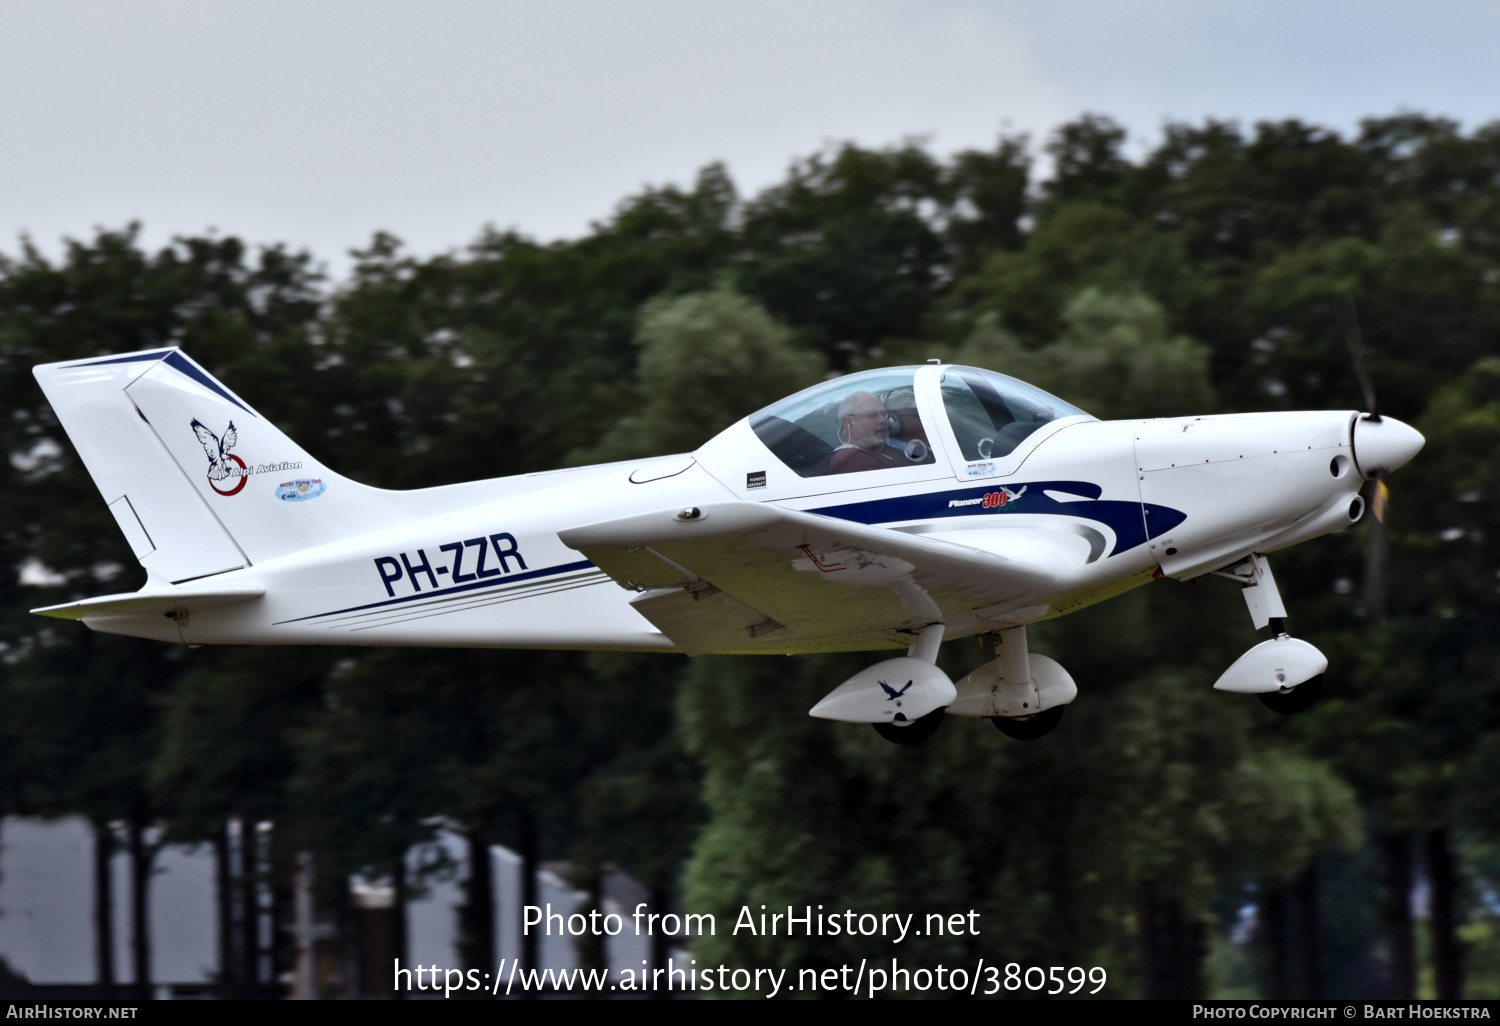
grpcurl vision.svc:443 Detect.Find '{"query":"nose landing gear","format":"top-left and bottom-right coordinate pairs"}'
top-left (1211, 554), bottom-right (1328, 714)
top-left (1257, 674), bottom-right (1324, 715)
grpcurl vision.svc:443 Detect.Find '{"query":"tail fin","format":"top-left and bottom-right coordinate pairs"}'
top-left (35, 348), bottom-right (398, 583)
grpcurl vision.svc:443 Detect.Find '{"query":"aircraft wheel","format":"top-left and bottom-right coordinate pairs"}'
top-left (991, 704), bottom-right (1065, 740)
top-left (1258, 674), bottom-right (1323, 715)
top-left (872, 707), bottom-right (945, 746)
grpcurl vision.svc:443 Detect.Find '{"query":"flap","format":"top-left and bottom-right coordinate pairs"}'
top-left (559, 502), bottom-right (1060, 654)
top-left (32, 586), bottom-right (265, 621)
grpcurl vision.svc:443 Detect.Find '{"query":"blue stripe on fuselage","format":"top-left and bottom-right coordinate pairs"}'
top-left (273, 558), bottom-right (598, 625)
top-left (808, 480), bottom-right (1186, 556)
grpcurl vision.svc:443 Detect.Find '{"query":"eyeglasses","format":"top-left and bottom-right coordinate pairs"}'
top-left (847, 411), bottom-right (885, 421)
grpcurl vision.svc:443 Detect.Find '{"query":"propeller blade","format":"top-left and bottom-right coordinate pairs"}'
top-left (1340, 296), bottom-right (1389, 619)
top-left (1338, 296), bottom-right (1381, 422)
top-left (1364, 471), bottom-right (1389, 620)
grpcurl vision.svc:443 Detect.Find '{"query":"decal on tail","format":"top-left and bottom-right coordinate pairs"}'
top-left (33, 348), bottom-right (398, 583)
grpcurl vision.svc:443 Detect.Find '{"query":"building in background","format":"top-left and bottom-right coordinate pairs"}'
top-left (0, 816), bottom-right (651, 998)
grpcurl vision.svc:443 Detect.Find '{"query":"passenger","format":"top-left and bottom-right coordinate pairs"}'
top-left (829, 391), bottom-right (903, 474)
top-left (883, 386), bottom-right (932, 462)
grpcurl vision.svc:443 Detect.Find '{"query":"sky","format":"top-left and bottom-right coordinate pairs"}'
top-left (3, 0), bottom-right (1499, 281)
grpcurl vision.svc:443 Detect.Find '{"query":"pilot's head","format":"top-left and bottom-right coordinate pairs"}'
top-left (838, 391), bottom-right (888, 450)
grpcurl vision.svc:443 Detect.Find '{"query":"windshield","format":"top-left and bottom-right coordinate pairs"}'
top-left (749, 368), bottom-right (937, 478)
top-left (940, 367), bottom-right (1090, 461)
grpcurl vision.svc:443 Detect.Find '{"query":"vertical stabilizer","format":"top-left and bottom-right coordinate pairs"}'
top-left (35, 349), bottom-right (404, 580)
top-left (34, 350), bottom-right (247, 583)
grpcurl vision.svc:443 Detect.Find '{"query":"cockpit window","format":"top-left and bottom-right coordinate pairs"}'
top-left (940, 367), bottom-right (1089, 461)
top-left (749, 369), bottom-right (937, 477)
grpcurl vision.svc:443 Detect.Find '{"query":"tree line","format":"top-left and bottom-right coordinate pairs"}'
top-left (0, 112), bottom-right (1498, 998)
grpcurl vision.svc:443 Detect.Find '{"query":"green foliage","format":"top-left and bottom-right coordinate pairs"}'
top-left (676, 608), bottom-right (1360, 993)
top-left (151, 646), bottom-right (336, 839)
top-left (1297, 360), bottom-right (1500, 835)
top-left (944, 137), bottom-right (1031, 270)
top-left (574, 285), bottom-right (823, 463)
top-left (945, 201), bottom-right (1176, 347)
top-left (1042, 114), bottom-right (1133, 208)
top-left (569, 653), bottom-right (704, 890)
top-left (4, 111), bottom-right (1500, 997)
top-left (955, 289), bottom-right (1215, 419)
top-left (735, 169), bottom-right (943, 361)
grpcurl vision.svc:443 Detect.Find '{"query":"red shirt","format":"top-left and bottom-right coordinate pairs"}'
top-left (829, 445), bottom-right (901, 474)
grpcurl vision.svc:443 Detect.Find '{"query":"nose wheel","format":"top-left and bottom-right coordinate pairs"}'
top-left (990, 704), bottom-right (1066, 740)
top-left (1258, 674), bottom-right (1323, 715)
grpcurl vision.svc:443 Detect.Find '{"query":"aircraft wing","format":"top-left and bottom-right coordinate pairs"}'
top-left (558, 502), bottom-right (1073, 655)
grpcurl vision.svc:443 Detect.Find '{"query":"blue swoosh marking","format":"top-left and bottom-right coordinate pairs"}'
top-left (809, 480), bottom-right (1186, 557)
top-left (162, 351), bottom-right (255, 415)
top-left (274, 558), bottom-right (599, 625)
top-left (66, 349), bottom-right (255, 415)
top-left (66, 349), bottom-right (176, 367)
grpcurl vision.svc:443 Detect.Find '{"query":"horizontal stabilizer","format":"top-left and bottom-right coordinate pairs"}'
top-left (31, 586), bottom-right (265, 621)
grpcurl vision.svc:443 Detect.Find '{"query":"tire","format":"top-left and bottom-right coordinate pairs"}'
top-left (872, 707), bottom-right (946, 745)
top-left (990, 704), bottom-right (1066, 740)
top-left (1258, 674), bottom-right (1324, 715)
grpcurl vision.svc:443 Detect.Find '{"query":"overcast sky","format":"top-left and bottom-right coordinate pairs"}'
top-left (4, 0), bottom-right (1499, 281)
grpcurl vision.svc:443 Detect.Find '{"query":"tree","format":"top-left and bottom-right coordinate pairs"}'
top-left (0, 227), bottom-right (322, 997)
top-left (572, 284), bottom-right (822, 463)
top-left (678, 620), bottom-right (1359, 997)
top-left (736, 144), bottom-right (951, 365)
top-left (954, 288), bottom-right (1215, 420)
top-left (8, 112), bottom-right (1500, 1000)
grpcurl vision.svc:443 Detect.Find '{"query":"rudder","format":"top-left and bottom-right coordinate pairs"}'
top-left (35, 348), bottom-right (398, 581)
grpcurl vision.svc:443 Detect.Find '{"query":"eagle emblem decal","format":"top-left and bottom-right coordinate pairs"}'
top-left (879, 679), bottom-right (914, 701)
top-left (191, 418), bottom-right (249, 495)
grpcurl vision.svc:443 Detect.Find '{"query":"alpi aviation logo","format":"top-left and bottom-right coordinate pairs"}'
top-left (191, 418), bottom-right (250, 496)
top-left (190, 419), bottom-right (306, 496)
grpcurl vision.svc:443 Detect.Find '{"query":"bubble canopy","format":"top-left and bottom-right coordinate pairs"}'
top-left (939, 366), bottom-right (1091, 462)
top-left (748, 366), bottom-right (1090, 478)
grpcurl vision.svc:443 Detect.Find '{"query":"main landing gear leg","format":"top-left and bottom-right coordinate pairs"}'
top-left (947, 626), bottom-right (1078, 738)
top-left (871, 624), bottom-right (948, 745)
top-left (986, 626), bottom-right (1066, 740)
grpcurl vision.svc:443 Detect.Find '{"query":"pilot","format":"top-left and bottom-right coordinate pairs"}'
top-left (829, 391), bottom-right (904, 474)
top-left (883, 386), bottom-right (932, 463)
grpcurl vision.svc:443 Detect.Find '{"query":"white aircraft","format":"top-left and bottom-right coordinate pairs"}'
top-left (31, 349), bottom-right (1423, 744)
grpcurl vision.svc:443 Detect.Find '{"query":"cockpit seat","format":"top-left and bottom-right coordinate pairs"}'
top-left (750, 415), bottom-right (835, 477)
